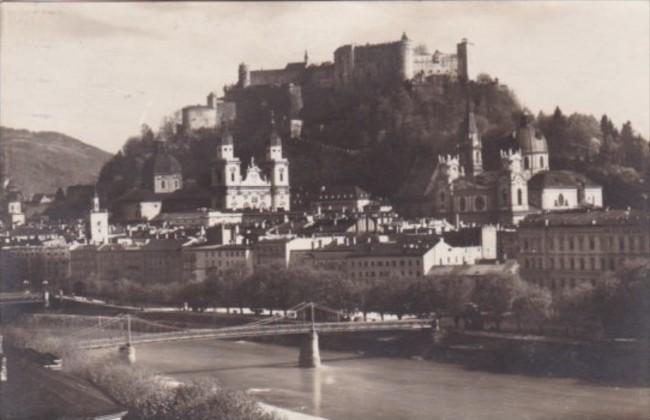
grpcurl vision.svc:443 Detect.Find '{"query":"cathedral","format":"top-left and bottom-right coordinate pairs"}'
top-left (398, 108), bottom-right (603, 226)
top-left (211, 119), bottom-right (291, 211)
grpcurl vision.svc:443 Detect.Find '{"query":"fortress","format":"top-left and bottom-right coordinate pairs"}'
top-left (180, 34), bottom-right (468, 134)
top-left (236, 33), bottom-right (469, 89)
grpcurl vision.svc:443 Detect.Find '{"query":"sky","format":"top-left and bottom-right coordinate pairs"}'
top-left (1, 1), bottom-right (649, 153)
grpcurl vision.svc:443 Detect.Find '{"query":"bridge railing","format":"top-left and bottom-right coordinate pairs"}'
top-left (78, 319), bottom-right (431, 349)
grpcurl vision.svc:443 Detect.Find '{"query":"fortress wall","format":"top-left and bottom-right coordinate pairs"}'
top-left (182, 106), bottom-right (218, 131)
top-left (250, 68), bottom-right (303, 86)
top-left (413, 53), bottom-right (458, 78)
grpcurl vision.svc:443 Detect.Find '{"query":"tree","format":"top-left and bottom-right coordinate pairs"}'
top-left (471, 273), bottom-right (523, 330)
top-left (511, 284), bottom-right (553, 333)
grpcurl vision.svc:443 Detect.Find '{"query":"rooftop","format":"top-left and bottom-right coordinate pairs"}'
top-left (528, 170), bottom-right (600, 190)
top-left (520, 209), bottom-right (650, 228)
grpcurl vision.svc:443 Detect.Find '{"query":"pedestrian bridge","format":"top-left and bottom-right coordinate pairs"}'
top-left (36, 301), bottom-right (434, 368)
top-left (79, 318), bottom-right (431, 350)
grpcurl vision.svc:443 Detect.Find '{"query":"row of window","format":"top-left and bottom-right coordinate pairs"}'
top-left (348, 259), bottom-right (420, 268)
top-left (202, 250), bottom-right (246, 258)
top-left (529, 277), bottom-right (596, 291)
top-left (350, 270), bottom-right (422, 278)
top-left (522, 234), bottom-right (647, 253)
top-left (523, 256), bottom-right (624, 271)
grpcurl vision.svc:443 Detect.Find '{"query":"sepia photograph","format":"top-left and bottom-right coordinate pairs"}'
top-left (0, 1), bottom-right (649, 419)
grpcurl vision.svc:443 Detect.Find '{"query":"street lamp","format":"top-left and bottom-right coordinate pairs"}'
top-left (22, 279), bottom-right (30, 295)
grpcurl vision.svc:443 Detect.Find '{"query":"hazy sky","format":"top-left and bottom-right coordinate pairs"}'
top-left (1, 1), bottom-right (648, 153)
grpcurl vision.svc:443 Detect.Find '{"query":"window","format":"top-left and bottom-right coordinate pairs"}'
top-left (517, 189), bottom-right (523, 206)
top-left (569, 238), bottom-right (574, 251)
top-left (279, 169), bottom-right (284, 182)
top-left (231, 172), bottom-right (235, 182)
top-left (619, 238), bottom-right (625, 252)
top-left (439, 191), bottom-right (445, 203)
top-left (459, 197), bottom-right (466, 211)
top-left (161, 180), bottom-right (166, 189)
top-left (524, 157), bottom-right (530, 169)
top-left (557, 193), bottom-right (565, 206)
top-left (540, 156), bottom-right (544, 167)
top-left (475, 196), bottom-right (485, 211)
top-left (589, 237), bottom-right (595, 251)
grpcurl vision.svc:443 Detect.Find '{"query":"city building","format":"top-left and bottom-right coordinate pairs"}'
top-left (182, 243), bottom-right (252, 282)
top-left (518, 209), bottom-right (650, 292)
top-left (0, 245), bottom-right (70, 290)
top-left (312, 185), bottom-right (372, 214)
top-left (96, 239), bottom-right (187, 284)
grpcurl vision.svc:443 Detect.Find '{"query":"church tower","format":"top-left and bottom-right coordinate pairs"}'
top-left (89, 192), bottom-right (109, 244)
top-left (459, 102), bottom-right (482, 177)
top-left (212, 126), bottom-right (241, 209)
top-left (498, 149), bottom-right (529, 225)
top-left (266, 115), bottom-right (290, 211)
top-left (516, 113), bottom-right (549, 180)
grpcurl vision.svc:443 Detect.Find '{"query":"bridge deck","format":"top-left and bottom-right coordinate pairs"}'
top-left (80, 319), bottom-right (432, 349)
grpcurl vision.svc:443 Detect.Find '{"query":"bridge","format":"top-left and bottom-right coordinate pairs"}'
top-left (32, 301), bottom-right (434, 368)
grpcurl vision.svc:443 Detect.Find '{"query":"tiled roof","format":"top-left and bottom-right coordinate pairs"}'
top-left (153, 151), bottom-right (182, 175)
top-left (141, 238), bottom-right (187, 251)
top-left (528, 170), bottom-right (599, 190)
top-left (115, 188), bottom-right (160, 203)
top-left (443, 228), bottom-right (482, 247)
top-left (521, 209), bottom-right (650, 228)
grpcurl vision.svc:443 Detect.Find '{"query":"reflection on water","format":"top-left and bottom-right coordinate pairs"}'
top-left (134, 339), bottom-right (649, 420)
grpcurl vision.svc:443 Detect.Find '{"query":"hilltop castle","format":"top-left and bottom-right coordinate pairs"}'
top-left (179, 34), bottom-right (469, 135)
top-left (236, 33), bottom-right (469, 90)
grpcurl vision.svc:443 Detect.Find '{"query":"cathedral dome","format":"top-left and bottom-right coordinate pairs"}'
top-left (153, 151), bottom-right (182, 176)
top-left (516, 116), bottom-right (548, 155)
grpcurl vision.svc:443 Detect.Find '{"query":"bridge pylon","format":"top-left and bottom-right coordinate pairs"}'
top-left (299, 303), bottom-right (321, 368)
top-left (119, 315), bottom-right (136, 364)
top-left (299, 329), bottom-right (321, 368)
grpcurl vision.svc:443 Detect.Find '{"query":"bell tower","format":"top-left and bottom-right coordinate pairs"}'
top-left (266, 113), bottom-right (290, 211)
top-left (459, 102), bottom-right (483, 177)
top-left (212, 125), bottom-right (241, 209)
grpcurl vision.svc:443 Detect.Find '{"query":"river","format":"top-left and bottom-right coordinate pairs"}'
top-left (134, 338), bottom-right (648, 420)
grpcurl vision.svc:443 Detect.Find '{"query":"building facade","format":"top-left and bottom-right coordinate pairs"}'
top-left (398, 111), bottom-right (603, 225)
top-left (518, 210), bottom-right (650, 292)
top-left (211, 122), bottom-right (291, 211)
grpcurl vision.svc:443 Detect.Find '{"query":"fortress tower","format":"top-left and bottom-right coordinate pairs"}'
top-left (399, 32), bottom-right (414, 81)
top-left (456, 38), bottom-right (469, 83)
top-left (238, 63), bottom-right (251, 88)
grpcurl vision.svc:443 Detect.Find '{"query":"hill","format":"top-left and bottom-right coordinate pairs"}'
top-left (96, 75), bottom-right (649, 210)
top-left (0, 127), bottom-right (112, 197)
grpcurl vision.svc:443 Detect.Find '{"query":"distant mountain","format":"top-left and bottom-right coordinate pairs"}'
top-left (0, 127), bottom-right (112, 197)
